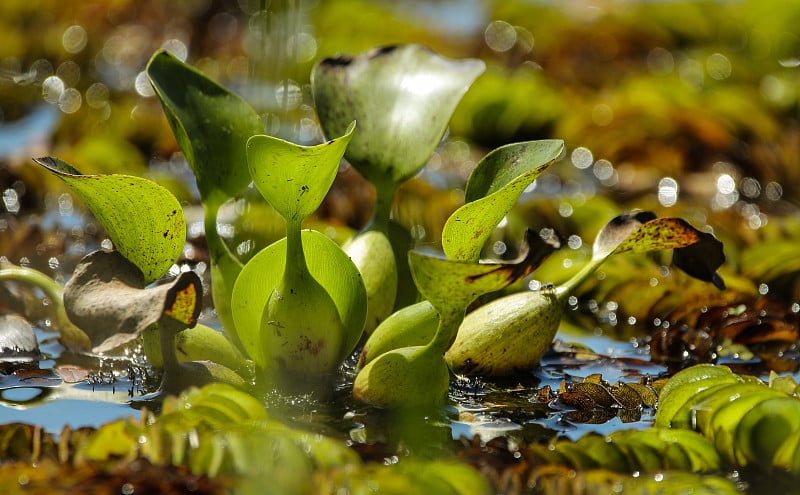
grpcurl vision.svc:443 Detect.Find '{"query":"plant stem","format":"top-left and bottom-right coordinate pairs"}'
top-left (366, 181), bottom-right (397, 234)
top-left (0, 265), bottom-right (91, 350)
top-left (0, 265), bottom-right (63, 303)
top-left (556, 255), bottom-right (606, 304)
top-left (426, 308), bottom-right (462, 355)
top-left (283, 219), bottom-right (310, 282)
top-left (203, 199), bottom-right (245, 349)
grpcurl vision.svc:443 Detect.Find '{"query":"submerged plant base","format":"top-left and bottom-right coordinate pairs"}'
top-left (353, 345), bottom-right (450, 408)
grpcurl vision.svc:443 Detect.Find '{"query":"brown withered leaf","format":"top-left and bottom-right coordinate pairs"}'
top-left (570, 382), bottom-right (616, 408)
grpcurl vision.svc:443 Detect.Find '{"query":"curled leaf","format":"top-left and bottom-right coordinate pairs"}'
top-left (64, 250), bottom-right (201, 353)
top-left (247, 122), bottom-right (355, 223)
top-left (586, 212), bottom-right (725, 290)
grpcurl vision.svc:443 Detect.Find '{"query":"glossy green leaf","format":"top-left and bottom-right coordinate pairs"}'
top-left (33, 157), bottom-right (185, 285)
top-left (312, 44), bottom-right (485, 188)
top-left (146, 50), bottom-right (262, 203)
top-left (442, 139), bottom-right (564, 261)
top-left (231, 230), bottom-right (366, 367)
top-left (247, 123), bottom-right (355, 222)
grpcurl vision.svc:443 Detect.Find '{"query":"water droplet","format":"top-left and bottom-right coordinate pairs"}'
top-left (591, 103), bottom-right (613, 126)
top-left (492, 240), bottom-right (507, 255)
top-left (134, 71), bottom-right (154, 97)
top-left (716, 173), bottom-right (736, 194)
top-left (291, 32), bottom-right (317, 63)
top-left (567, 235), bottom-right (582, 250)
top-left (706, 53), bottom-right (732, 80)
top-left (275, 80), bottom-right (303, 111)
top-left (765, 181), bottom-right (783, 201)
top-left (48, 257), bottom-right (60, 270)
top-left (758, 283), bottom-right (769, 295)
top-left (2, 189), bottom-right (19, 213)
top-left (58, 88), bottom-right (82, 113)
top-left (740, 177), bottom-right (761, 198)
top-left (42, 75), bottom-right (64, 104)
top-left (571, 147), bottom-right (593, 169)
top-left (56, 61), bottom-right (81, 87)
top-left (484, 20), bottom-right (517, 52)
top-left (162, 39), bottom-right (188, 62)
top-left (657, 177), bottom-right (678, 207)
top-left (62, 25), bottom-right (87, 54)
top-left (86, 82), bottom-right (110, 108)
top-left (647, 47), bottom-right (674, 74)
top-left (593, 159), bottom-right (615, 181)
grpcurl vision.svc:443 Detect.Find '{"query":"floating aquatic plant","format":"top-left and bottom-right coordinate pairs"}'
top-left (231, 123), bottom-right (367, 387)
top-left (312, 44), bottom-right (486, 332)
top-left (447, 211), bottom-right (726, 376)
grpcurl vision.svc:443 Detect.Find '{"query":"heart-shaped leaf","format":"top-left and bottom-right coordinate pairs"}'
top-left (146, 50), bottom-right (263, 204)
top-left (33, 157), bottom-right (185, 285)
top-left (442, 139), bottom-right (564, 261)
top-left (64, 250), bottom-right (201, 353)
top-left (247, 122), bottom-right (355, 223)
top-left (312, 44), bottom-right (485, 189)
top-left (231, 230), bottom-right (366, 367)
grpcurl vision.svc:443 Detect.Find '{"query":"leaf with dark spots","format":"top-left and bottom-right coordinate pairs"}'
top-left (590, 212), bottom-right (725, 288)
top-left (409, 231), bottom-right (553, 315)
top-left (33, 157), bottom-right (186, 285)
top-left (64, 250), bottom-right (201, 353)
top-left (593, 210), bottom-right (657, 258)
top-left (442, 139), bottom-right (564, 262)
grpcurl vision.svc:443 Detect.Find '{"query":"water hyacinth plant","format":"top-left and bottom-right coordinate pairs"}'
top-left (312, 44), bottom-right (486, 333)
top-left (231, 123), bottom-right (367, 387)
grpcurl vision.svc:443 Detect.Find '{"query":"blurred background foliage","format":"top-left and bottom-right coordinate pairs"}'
top-left (2, 0), bottom-right (800, 343)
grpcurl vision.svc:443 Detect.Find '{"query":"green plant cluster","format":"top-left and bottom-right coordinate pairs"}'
top-left (0, 383), bottom-right (489, 495)
top-left (656, 363), bottom-right (800, 473)
top-left (10, 42), bottom-right (727, 412)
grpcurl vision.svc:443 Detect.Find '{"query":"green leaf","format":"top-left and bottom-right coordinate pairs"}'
top-left (33, 157), bottom-right (185, 284)
top-left (231, 230), bottom-right (366, 367)
top-left (409, 231), bottom-right (547, 316)
top-left (442, 139), bottom-right (564, 261)
top-left (146, 50), bottom-right (262, 204)
top-left (247, 122), bottom-right (355, 223)
top-left (312, 44), bottom-right (485, 188)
